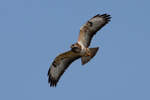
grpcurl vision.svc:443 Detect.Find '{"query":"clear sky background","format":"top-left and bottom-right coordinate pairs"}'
top-left (0, 0), bottom-right (150, 100)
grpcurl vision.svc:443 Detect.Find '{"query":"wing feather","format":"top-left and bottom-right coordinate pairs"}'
top-left (78, 14), bottom-right (111, 47)
top-left (47, 50), bottom-right (81, 87)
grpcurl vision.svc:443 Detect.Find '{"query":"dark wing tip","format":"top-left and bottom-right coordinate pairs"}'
top-left (93, 13), bottom-right (111, 22)
top-left (47, 69), bottom-right (58, 87)
top-left (48, 74), bottom-right (58, 87)
top-left (101, 14), bottom-right (111, 22)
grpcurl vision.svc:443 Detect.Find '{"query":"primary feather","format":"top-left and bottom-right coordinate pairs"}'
top-left (48, 50), bottom-right (81, 87)
top-left (78, 14), bottom-right (111, 48)
top-left (48, 14), bottom-right (111, 87)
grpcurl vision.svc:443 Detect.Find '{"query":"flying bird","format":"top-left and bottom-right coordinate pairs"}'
top-left (48, 14), bottom-right (111, 87)
top-left (71, 14), bottom-right (111, 65)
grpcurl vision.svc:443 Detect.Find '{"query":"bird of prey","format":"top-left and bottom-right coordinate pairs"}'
top-left (70, 14), bottom-right (111, 65)
top-left (48, 14), bottom-right (111, 87)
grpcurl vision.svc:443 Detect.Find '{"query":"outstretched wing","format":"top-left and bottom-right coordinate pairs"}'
top-left (78, 14), bottom-right (111, 48)
top-left (47, 50), bottom-right (81, 87)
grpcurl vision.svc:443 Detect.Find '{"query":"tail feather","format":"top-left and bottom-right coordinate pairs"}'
top-left (81, 47), bottom-right (99, 65)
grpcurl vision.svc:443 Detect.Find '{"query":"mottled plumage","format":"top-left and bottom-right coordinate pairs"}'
top-left (71, 14), bottom-right (111, 64)
top-left (78, 14), bottom-right (111, 48)
top-left (48, 14), bottom-right (111, 87)
top-left (48, 50), bottom-right (81, 86)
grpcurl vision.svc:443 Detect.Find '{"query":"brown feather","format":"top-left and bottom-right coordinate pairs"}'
top-left (78, 14), bottom-right (111, 47)
top-left (47, 50), bottom-right (81, 87)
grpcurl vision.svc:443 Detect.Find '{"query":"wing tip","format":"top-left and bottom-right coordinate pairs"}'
top-left (48, 73), bottom-right (58, 87)
top-left (101, 14), bottom-right (111, 22)
top-left (93, 13), bottom-right (111, 22)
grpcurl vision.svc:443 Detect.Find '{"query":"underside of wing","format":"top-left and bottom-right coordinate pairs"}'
top-left (47, 50), bottom-right (81, 87)
top-left (78, 14), bottom-right (111, 47)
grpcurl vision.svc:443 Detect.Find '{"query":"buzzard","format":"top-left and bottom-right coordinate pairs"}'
top-left (48, 14), bottom-right (111, 87)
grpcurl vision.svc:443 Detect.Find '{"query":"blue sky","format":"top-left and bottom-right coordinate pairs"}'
top-left (0, 0), bottom-right (150, 100)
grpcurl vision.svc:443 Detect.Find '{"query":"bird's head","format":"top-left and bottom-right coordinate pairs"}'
top-left (70, 43), bottom-right (81, 53)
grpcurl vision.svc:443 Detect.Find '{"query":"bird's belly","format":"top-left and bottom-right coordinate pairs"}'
top-left (80, 47), bottom-right (86, 55)
top-left (77, 41), bottom-right (86, 55)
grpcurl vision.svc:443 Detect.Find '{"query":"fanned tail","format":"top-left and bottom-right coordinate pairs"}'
top-left (81, 47), bottom-right (99, 65)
